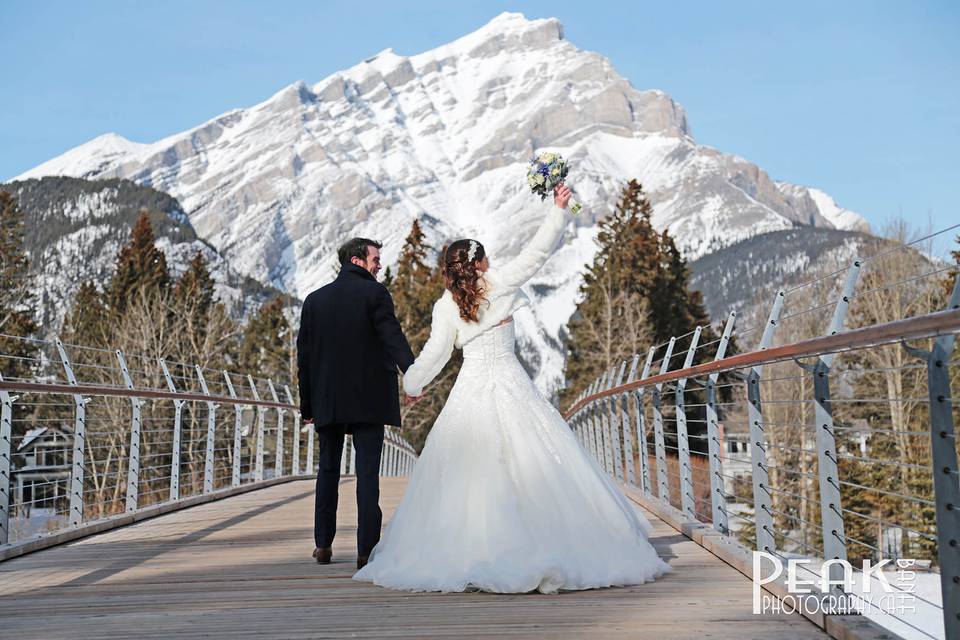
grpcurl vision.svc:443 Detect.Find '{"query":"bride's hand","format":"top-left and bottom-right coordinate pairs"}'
top-left (554, 184), bottom-right (572, 209)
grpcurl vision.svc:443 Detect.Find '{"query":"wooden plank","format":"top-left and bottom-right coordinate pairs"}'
top-left (0, 478), bottom-right (828, 639)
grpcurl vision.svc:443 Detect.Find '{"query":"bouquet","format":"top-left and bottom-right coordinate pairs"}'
top-left (526, 151), bottom-right (582, 214)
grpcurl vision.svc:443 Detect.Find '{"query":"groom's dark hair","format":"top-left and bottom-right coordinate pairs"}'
top-left (338, 237), bottom-right (383, 265)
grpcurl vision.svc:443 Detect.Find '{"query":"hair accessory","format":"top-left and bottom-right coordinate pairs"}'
top-left (467, 240), bottom-right (479, 263)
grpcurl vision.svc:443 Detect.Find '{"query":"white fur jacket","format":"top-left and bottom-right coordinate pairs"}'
top-left (402, 199), bottom-right (570, 397)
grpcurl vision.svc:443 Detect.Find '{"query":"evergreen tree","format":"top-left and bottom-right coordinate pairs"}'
top-left (239, 297), bottom-right (292, 384)
top-left (173, 250), bottom-right (216, 337)
top-left (392, 220), bottom-right (441, 350)
top-left (0, 191), bottom-right (38, 381)
top-left (389, 223), bottom-right (462, 450)
top-left (106, 210), bottom-right (169, 317)
top-left (62, 281), bottom-right (109, 348)
top-left (562, 179), bottom-right (721, 408)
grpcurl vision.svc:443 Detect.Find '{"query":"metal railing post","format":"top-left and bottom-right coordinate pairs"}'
top-left (348, 436), bottom-right (357, 474)
top-left (0, 373), bottom-right (14, 544)
top-left (598, 371), bottom-right (615, 476)
top-left (56, 339), bottom-right (86, 528)
top-left (305, 420), bottom-right (314, 476)
top-left (633, 347), bottom-right (656, 494)
top-left (607, 362), bottom-right (627, 481)
top-left (195, 367), bottom-right (217, 493)
top-left (904, 274), bottom-right (959, 640)
top-left (284, 385), bottom-right (299, 476)
top-left (747, 290), bottom-right (784, 554)
top-left (798, 260), bottom-right (859, 606)
top-left (223, 372), bottom-right (243, 488)
top-left (706, 312), bottom-right (737, 534)
top-left (585, 381), bottom-right (599, 462)
top-left (675, 327), bottom-right (702, 521)
top-left (248, 375), bottom-right (265, 483)
top-left (159, 359), bottom-right (184, 501)
top-left (267, 380), bottom-right (284, 477)
top-left (621, 355), bottom-right (640, 486)
top-left (653, 337), bottom-right (676, 503)
top-left (116, 351), bottom-right (142, 512)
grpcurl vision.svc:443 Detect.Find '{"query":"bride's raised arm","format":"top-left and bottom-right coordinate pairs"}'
top-left (402, 297), bottom-right (457, 397)
top-left (495, 192), bottom-right (571, 289)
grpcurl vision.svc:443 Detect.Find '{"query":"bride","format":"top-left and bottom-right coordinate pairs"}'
top-left (353, 184), bottom-right (670, 593)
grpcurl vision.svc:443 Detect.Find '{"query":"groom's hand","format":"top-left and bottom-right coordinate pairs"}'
top-left (554, 184), bottom-right (572, 209)
top-left (404, 393), bottom-right (424, 406)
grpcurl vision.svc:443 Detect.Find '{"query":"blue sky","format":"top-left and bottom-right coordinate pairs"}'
top-left (2, 1), bottom-right (957, 235)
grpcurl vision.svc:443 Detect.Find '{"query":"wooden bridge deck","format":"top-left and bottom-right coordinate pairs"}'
top-left (0, 478), bottom-right (828, 639)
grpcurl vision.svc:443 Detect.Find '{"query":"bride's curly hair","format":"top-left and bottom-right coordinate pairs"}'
top-left (443, 239), bottom-right (487, 322)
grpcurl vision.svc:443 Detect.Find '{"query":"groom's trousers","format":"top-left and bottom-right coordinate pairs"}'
top-left (314, 423), bottom-right (384, 557)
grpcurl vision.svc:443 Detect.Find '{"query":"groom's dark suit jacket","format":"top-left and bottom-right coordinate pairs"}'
top-left (296, 263), bottom-right (415, 428)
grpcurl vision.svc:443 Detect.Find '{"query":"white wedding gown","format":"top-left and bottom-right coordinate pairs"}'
top-left (353, 201), bottom-right (670, 594)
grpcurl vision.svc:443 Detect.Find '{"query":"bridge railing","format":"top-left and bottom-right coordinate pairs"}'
top-left (565, 232), bottom-right (959, 640)
top-left (0, 338), bottom-right (418, 549)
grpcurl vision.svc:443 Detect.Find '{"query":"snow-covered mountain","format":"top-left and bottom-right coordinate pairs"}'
top-left (16, 12), bottom-right (869, 391)
top-left (2, 177), bottom-right (277, 329)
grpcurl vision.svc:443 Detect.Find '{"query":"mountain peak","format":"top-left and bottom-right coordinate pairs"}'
top-left (414, 12), bottom-right (563, 63)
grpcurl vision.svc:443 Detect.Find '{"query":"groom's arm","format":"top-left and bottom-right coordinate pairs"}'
top-left (296, 301), bottom-right (313, 421)
top-left (371, 285), bottom-right (415, 373)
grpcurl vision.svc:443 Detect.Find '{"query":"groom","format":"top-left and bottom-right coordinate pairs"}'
top-left (296, 237), bottom-right (415, 569)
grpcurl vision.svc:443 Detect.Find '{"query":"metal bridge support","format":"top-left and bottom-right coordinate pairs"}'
top-left (586, 380), bottom-right (600, 463)
top-left (223, 372), bottom-right (243, 488)
top-left (633, 347), bottom-right (656, 494)
top-left (267, 380), bottom-right (284, 477)
top-left (653, 338), bottom-right (676, 503)
top-left (248, 375), bottom-right (265, 483)
top-left (56, 339), bottom-right (86, 528)
top-left (904, 274), bottom-right (960, 640)
top-left (116, 351), bottom-right (142, 512)
top-left (160, 360), bottom-right (185, 500)
top-left (797, 260), bottom-right (859, 608)
top-left (675, 327), bottom-right (702, 521)
top-left (746, 290), bottom-right (784, 554)
top-left (607, 362), bottom-right (627, 481)
top-left (196, 367), bottom-right (217, 493)
top-left (621, 355), bottom-right (640, 486)
top-left (705, 312), bottom-right (737, 534)
top-left (285, 385), bottom-right (299, 476)
top-left (0, 373), bottom-right (14, 544)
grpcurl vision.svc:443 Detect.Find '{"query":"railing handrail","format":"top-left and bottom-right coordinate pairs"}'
top-left (564, 306), bottom-right (960, 419)
top-left (0, 380), bottom-right (295, 410)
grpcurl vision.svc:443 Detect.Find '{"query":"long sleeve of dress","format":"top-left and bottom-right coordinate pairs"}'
top-left (402, 298), bottom-right (457, 397)
top-left (495, 201), bottom-right (569, 290)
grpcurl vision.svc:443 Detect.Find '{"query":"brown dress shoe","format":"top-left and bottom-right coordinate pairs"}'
top-left (356, 555), bottom-right (369, 570)
top-left (313, 547), bottom-right (332, 564)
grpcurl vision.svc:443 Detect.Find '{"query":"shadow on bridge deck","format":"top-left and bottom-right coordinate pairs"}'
top-left (0, 478), bottom-right (828, 639)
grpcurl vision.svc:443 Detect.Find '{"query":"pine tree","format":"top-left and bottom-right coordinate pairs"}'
top-left (0, 191), bottom-right (39, 381)
top-left (239, 297), bottom-right (293, 385)
top-left (106, 210), bottom-right (170, 317)
top-left (390, 223), bottom-right (462, 450)
top-left (62, 281), bottom-right (109, 348)
top-left (562, 180), bottom-right (665, 408)
top-left (173, 251), bottom-right (216, 338)
top-left (391, 220), bottom-right (439, 350)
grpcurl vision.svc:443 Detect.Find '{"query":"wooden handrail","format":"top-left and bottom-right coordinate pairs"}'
top-left (563, 307), bottom-right (960, 419)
